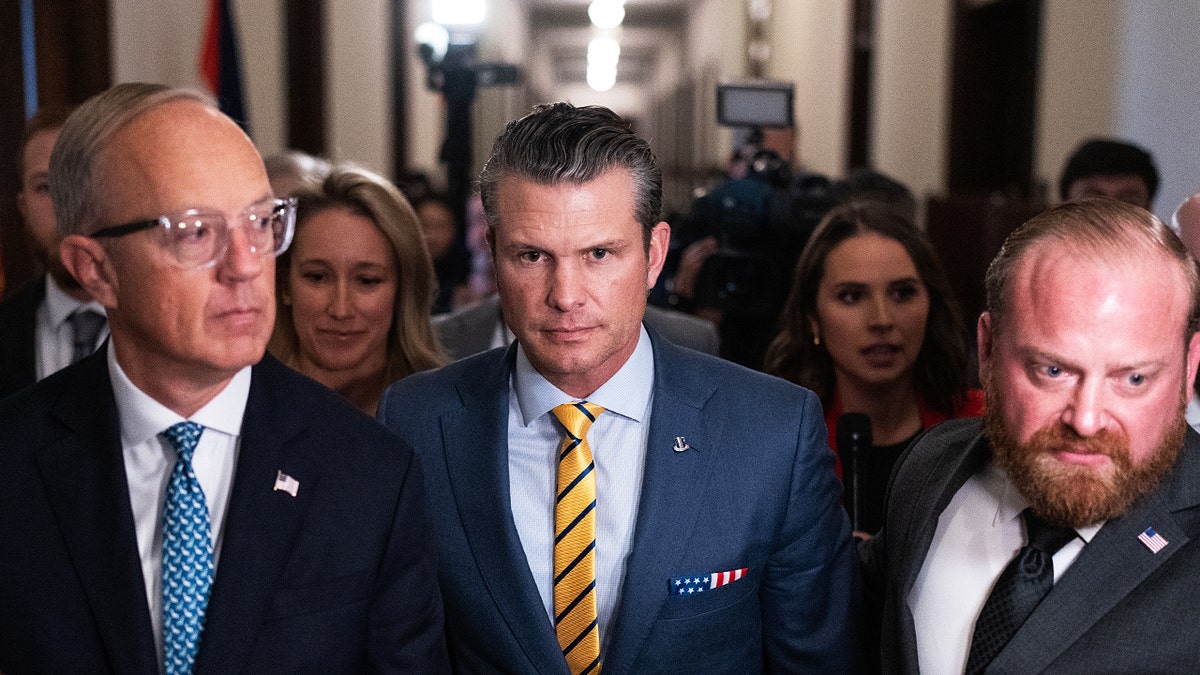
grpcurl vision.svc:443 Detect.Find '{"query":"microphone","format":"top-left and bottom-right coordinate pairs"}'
top-left (836, 413), bottom-right (872, 531)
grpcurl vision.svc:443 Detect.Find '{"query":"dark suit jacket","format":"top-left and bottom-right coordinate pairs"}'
top-left (860, 418), bottom-right (1200, 674)
top-left (433, 295), bottom-right (720, 361)
top-left (0, 278), bottom-right (43, 400)
top-left (379, 327), bottom-right (861, 673)
top-left (0, 351), bottom-right (448, 674)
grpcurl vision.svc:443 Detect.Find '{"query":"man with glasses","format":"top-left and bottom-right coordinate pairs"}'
top-left (0, 83), bottom-right (447, 674)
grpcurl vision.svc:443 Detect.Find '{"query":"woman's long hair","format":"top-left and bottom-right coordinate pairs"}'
top-left (763, 201), bottom-right (969, 416)
top-left (270, 164), bottom-right (448, 384)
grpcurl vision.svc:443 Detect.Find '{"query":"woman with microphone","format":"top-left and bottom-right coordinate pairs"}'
top-left (764, 201), bottom-right (983, 534)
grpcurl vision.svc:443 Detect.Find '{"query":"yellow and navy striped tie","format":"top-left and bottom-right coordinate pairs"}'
top-left (551, 401), bottom-right (604, 675)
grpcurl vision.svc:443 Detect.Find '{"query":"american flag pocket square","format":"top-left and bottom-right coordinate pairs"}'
top-left (670, 567), bottom-right (749, 596)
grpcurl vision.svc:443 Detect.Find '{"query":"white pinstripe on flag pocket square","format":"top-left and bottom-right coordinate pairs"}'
top-left (670, 567), bottom-right (749, 596)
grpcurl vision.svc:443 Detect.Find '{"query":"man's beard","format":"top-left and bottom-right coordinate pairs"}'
top-left (984, 382), bottom-right (1186, 529)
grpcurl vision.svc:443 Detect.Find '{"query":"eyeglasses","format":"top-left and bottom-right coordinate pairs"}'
top-left (89, 197), bottom-right (297, 270)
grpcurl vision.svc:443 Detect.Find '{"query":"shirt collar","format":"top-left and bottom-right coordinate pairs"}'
top-left (985, 460), bottom-right (1102, 543)
top-left (513, 325), bottom-right (655, 426)
top-left (43, 274), bottom-right (106, 328)
top-left (107, 341), bottom-right (252, 446)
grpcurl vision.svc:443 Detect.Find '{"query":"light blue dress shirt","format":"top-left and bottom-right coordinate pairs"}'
top-left (508, 325), bottom-right (654, 658)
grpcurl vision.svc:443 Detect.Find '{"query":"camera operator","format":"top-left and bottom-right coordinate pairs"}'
top-left (657, 127), bottom-right (835, 368)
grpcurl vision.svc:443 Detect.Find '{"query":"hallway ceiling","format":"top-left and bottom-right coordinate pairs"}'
top-left (523, 0), bottom-right (689, 88)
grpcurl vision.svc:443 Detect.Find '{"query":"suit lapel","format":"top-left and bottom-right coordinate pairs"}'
top-left (443, 348), bottom-right (569, 675)
top-left (34, 353), bottom-right (158, 674)
top-left (891, 429), bottom-right (990, 675)
top-left (195, 358), bottom-right (318, 674)
top-left (602, 337), bottom-right (716, 675)
top-left (991, 432), bottom-right (1200, 673)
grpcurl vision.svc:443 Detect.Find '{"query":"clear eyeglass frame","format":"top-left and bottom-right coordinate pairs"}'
top-left (89, 197), bottom-right (297, 270)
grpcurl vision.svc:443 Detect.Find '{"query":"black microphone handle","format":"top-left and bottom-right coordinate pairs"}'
top-left (836, 413), bottom-right (872, 531)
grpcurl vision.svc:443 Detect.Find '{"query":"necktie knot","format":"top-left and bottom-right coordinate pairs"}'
top-left (551, 402), bottom-right (604, 441)
top-left (163, 421), bottom-right (206, 464)
top-left (1022, 509), bottom-right (1076, 555)
top-left (67, 309), bottom-right (106, 363)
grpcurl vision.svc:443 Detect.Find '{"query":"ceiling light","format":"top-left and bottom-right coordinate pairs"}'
top-left (587, 63), bottom-right (617, 92)
top-left (433, 0), bottom-right (485, 26)
top-left (588, 36), bottom-right (621, 66)
top-left (588, 0), bottom-right (625, 30)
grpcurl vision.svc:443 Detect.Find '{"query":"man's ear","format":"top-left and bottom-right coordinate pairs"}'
top-left (645, 221), bottom-right (671, 289)
top-left (60, 234), bottom-right (119, 308)
top-left (1186, 330), bottom-right (1200, 403)
top-left (977, 312), bottom-right (995, 385)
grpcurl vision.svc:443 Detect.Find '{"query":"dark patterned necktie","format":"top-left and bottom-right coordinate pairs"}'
top-left (161, 422), bottom-right (213, 675)
top-left (965, 508), bottom-right (1076, 674)
top-left (551, 402), bottom-right (604, 675)
top-left (68, 309), bottom-right (105, 363)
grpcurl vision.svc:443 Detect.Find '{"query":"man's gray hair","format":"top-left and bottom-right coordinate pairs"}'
top-left (49, 83), bottom-right (216, 236)
top-left (477, 102), bottom-right (662, 248)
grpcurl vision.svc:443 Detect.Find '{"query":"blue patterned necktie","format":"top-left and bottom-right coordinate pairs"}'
top-left (161, 421), bottom-right (214, 675)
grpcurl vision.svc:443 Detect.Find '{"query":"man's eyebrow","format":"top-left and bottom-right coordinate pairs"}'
top-left (1015, 345), bottom-right (1167, 372)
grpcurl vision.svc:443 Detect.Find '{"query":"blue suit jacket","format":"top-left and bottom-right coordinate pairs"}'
top-left (0, 351), bottom-right (448, 673)
top-left (379, 327), bottom-right (861, 673)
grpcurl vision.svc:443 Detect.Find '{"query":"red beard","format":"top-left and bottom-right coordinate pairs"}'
top-left (984, 388), bottom-right (1185, 528)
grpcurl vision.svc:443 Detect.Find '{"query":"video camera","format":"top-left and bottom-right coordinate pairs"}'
top-left (680, 82), bottom-right (834, 316)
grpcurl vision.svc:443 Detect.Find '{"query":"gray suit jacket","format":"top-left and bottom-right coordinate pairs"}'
top-left (860, 417), bottom-right (1200, 674)
top-left (379, 327), bottom-right (861, 673)
top-left (433, 295), bottom-right (720, 361)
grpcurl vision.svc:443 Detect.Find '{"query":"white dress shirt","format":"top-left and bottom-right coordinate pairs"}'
top-left (108, 344), bottom-right (248, 662)
top-left (908, 461), bottom-right (1102, 675)
top-left (1186, 396), bottom-right (1200, 435)
top-left (508, 325), bottom-right (654, 658)
top-left (35, 275), bottom-right (108, 380)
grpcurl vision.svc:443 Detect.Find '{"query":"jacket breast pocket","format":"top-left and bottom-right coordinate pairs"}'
top-left (657, 567), bottom-right (760, 620)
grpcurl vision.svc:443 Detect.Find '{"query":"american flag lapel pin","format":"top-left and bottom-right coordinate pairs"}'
top-left (1137, 526), bottom-right (1168, 554)
top-left (274, 470), bottom-right (300, 497)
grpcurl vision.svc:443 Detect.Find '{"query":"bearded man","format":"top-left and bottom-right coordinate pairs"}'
top-left (860, 197), bottom-right (1200, 674)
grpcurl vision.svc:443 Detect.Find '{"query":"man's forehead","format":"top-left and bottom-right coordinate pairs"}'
top-left (1007, 243), bottom-right (1191, 336)
top-left (95, 100), bottom-right (267, 212)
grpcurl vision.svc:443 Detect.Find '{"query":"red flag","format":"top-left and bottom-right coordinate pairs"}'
top-left (198, 0), bottom-right (249, 132)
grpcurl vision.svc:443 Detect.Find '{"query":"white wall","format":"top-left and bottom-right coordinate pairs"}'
top-left (110, 0), bottom-right (286, 157)
top-left (768, 0), bottom-right (851, 178)
top-left (685, 0), bottom-right (749, 169)
top-left (1117, 0), bottom-right (1200, 219)
top-left (872, 0), bottom-right (952, 206)
top-left (1034, 0), bottom-right (1121, 203)
top-left (325, 0), bottom-right (392, 175)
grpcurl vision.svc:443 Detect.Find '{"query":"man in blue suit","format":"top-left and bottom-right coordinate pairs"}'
top-left (379, 102), bottom-right (859, 673)
top-left (0, 83), bottom-right (446, 673)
